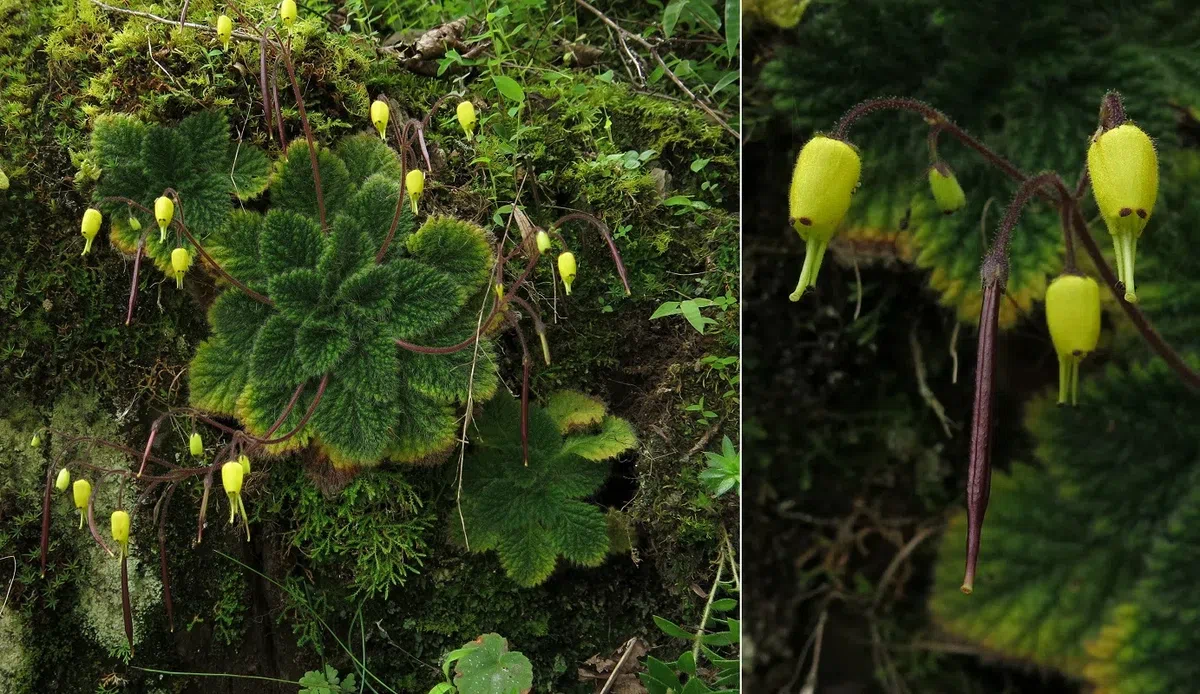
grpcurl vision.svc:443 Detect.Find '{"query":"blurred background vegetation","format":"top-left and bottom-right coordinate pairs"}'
top-left (744, 1), bottom-right (1200, 692)
top-left (0, 0), bottom-right (738, 691)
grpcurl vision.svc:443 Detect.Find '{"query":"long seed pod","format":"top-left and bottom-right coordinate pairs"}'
top-left (39, 463), bottom-right (53, 578)
top-left (120, 553), bottom-right (134, 656)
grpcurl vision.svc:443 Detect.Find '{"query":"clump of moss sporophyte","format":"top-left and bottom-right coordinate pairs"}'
top-left (787, 134), bottom-right (862, 299)
top-left (1045, 273), bottom-right (1102, 405)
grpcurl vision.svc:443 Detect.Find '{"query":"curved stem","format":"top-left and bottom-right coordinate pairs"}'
top-left (274, 30), bottom-right (327, 234)
top-left (552, 212), bottom-right (631, 295)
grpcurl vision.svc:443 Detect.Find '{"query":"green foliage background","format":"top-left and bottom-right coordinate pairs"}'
top-left (745, 0), bottom-right (1200, 692)
top-left (0, 0), bottom-right (738, 691)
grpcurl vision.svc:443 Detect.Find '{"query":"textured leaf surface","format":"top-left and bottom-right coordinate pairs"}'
top-left (189, 338), bottom-right (250, 415)
top-left (337, 133), bottom-right (403, 186)
top-left (250, 315), bottom-right (304, 388)
top-left (453, 634), bottom-right (534, 694)
top-left (259, 209), bottom-right (326, 277)
top-left (546, 391), bottom-right (606, 434)
top-left (560, 415), bottom-right (637, 461)
top-left (406, 216), bottom-right (494, 300)
top-left (271, 140), bottom-right (353, 222)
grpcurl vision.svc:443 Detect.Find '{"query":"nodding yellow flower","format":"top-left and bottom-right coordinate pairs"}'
top-left (1087, 123), bottom-right (1158, 303)
top-left (111, 510), bottom-right (130, 558)
top-left (171, 247), bottom-right (192, 289)
top-left (217, 15), bottom-right (233, 51)
top-left (787, 135), bottom-right (861, 300)
top-left (73, 479), bottom-right (91, 528)
top-left (558, 252), bottom-right (577, 295)
top-left (81, 209), bottom-right (102, 256)
top-left (222, 461), bottom-right (250, 540)
top-left (30, 433), bottom-right (41, 448)
top-left (1045, 274), bottom-right (1102, 406)
top-left (456, 101), bottom-right (477, 140)
top-left (928, 163), bottom-right (966, 214)
top-left (536, 230), bottom-right (551, 254)
top-left (238, 454), bottom-right (251, 476)
top-left (370, 100), bottom-right (390, 140)
top-left (280, 0), bottom-right (297, 27)
top-left (189, 432), bottom-right (203, 457)
top-left (55, 468), bottom-right (71, 492)
top-left (128, 215), bottom-right (141, 231)
top-left (0, 168), bottom-right (9, 190)
top-left (155, 196), bottom-right (175, 243)
top-left (406, 169), bottom-right (425, 214)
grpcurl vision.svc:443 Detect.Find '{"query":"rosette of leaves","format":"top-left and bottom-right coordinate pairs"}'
top-left (929, 358), bottom-right (1200, 679)
top-left (89, 110), bottom-right (270, 275)
top-left (459, 391), bottom-right (637, 587)
top-left (758, 0), bottom-right (1198, 326)
top-left (189, 135), bottom-right (498, 468)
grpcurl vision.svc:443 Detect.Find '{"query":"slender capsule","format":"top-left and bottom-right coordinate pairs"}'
top-left (55, 469), bottom-right (71, 492)
top-left (788, 136), bottom-right (861, 300)
top-left (558, 252), bottom-right (577, 295)
top-left (73, 479), bottom-right (92, 528)
top-left (536, 230), bottom-right (551, 254)
top-left (457, 101), bottom-right (477, 140)
top-left (406, 169), bottom-right (425, 214)
top-left (1087, 123), bottom-right (1158, 303)
top-left (216, 15), bottom-right (233, 51)
top-left (111, 510), bottom-right (130, 558)
top-left (370, 100), bottom-right (390, 140)
top-left (81, 209), bottom-right (102, 255)
top-left (189, 432), bottom-right (203, 457)
top-left (171, 247), bottom-right (192, 289)
top-left (280, 0), bottom-right (297, 27)
top-left (155, 196), bottom-right (174, 243)
top-left (1045, 274), bottom-right (1102, 406)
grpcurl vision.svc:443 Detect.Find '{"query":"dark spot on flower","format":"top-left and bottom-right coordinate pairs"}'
top-left (1137, 209), bottom-right (1148, 219)
top-left (798, 217), bottom-right (812, 226)
top-left (1119, 207), bottom-right (1133, 217)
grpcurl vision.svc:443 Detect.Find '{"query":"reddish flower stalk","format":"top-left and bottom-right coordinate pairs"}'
top-left (552, 212), bottom-right (631, 295)
top-left (39, 462), bottom-right (52, 578)
top-left (136, 415), bottom-right (164, 478)
top-left (125, 236), bottom-right (143, 325)
top-left (508, 313), bottom-right (533, 467)
top-left (120, 553), bottom-right (134, 655)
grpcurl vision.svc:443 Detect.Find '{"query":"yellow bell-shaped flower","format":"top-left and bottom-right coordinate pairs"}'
top-left (370, 99), bottom-right (390, 140)
top-left (788, 136), bottom-right (861, 300)
top-left (189, 432), bottom-right (203, 457)
top-left (216, 14), bottom-right (233, 51)
top-left (1045, 274), bottom-right (1102, 406)
top-left (81, 208), bottom-right (102, 255)
top-left (128, 215), bottom-right (142, 231)
top-left (155, 195), bottom-right (175, 243)
top-left (536, 230), bottom-right (551, 254)
top-left (73, 479), bottom-right (91, 528)
top-left (55, 468), bottom-right (71, 492)
top-left (222, 461), bottom-right (250, 540)
top-left (406, 169), bottom-right (425, 214)
top-left (928, 163), bottom-right (966, 215)
top-left (1087, 123), bottom-right (1158, 303)
top-left (280, 0), bottom-right (297, 27)
top-left (457, 101), bottom-right (477, 140)
top-left (30, 433), bottom-right (41, 448)
top-left (171, 247), bottom-right (192, 289)
top-left (111, 510), bottom-right (131, 558)
top-left (558, 252), bottom-right (577, 295)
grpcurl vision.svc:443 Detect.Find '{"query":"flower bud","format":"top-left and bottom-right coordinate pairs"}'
top-left (155, 196), bottom-right (175, 243)
top-left (30, 433), bottom-right (40, 448)
top-left (0, 168), bottom-right (8, 190)
top-left (217, 14), bottom-right (233, 51)
top-left (1087, 123), bottom-right (1158, 303)
top-left (406, 169), bottom-right (425, 214)
top-left (558, 252), bottom-right (577, 295)
top-left (280, 0), bottom-right (297, 27)
top-left (55, 468), bottom-right (71, 492)
top-left (457, 101), bottom-right (477, 140)
top-left (238, 454), bottom-right (251, 476)
top-left (111, 510), bottom-right (130, 557)
top-left (788, 136), bottom-right (861, 300)
top-left (171, 247), bottom-right (192, 289)
top-left (73, 479), bottom-right (91, 527)
top-left (536, 230), bottom-right (551, 254)
top-left (81, 208), bottom-right (102, 255)
top-left (495, 282), bottom-right (505, 301)
top-left (370, 99), bottom-right (389, 140)
top-left (189, 432), bottom-right (203, 457)
top-left (1045, 274), bottom-right (1101, 406)
top-left (928, 163), bottom-right (966, 215)
top-left (128, 215), bottom-right (141, 231)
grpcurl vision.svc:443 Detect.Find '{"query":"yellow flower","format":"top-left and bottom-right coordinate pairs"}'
top-left (155, 195), bottom-right (175, 243)
top-left (73, 479), bottom-right (92, 528)
top-left (238, 454), bottom-right (251, 476)
top-left (928, 163), bottom-right (966, 214)
top-left (1087, 123), bottom-right (1158, 303)
top-left (558, 252), bottom-right (577, 295)
top-left (171, 247), bottom-right (192, 289)
top-left (536, 230), bottom-right (551, 254)
top-left (1045, 274), bottom-right (1101, 406)
top-left (217, 14), bottom-right (233, 51)
top-left (406, 169), bottom-right (425, 214)
top-left (788, 136), bottom-right (861, 300)
top-left (111, 510), bottom-right (131, 558)
top-left (370, 99), bottom-right (390, 140)
top-left (280, 0), bottom-right (297, 27)
top-left (30, 433), bottom-right (41, 448)
top-left (55, 468), bottom-right (71, 492)
top-left (0, 168), bottom-right (8, 190)
top-left (456, 101), bottom-right (477, 140)
top-left (128, 215), bottom-right (141, 231)
top-left (189, 432), bottom-right (203, 457)
top-left (81, 208), bottom-right (103, 256)
top-left (222, 461), bottom-right (250, 540)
